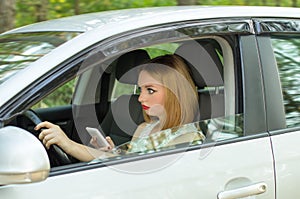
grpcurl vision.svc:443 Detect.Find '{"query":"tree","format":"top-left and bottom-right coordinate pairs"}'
top-left (276, 0), bottom-right (281, 6)
top-left (292, 0), bottom-right (297, 7)
top-left (177, 0), bottom-right (197, 5)
top-left (35, 0), bottom-right (48, 22)
top-left (0, 0), bottom-right (16, 33)
top-left (74, 0), bottom-right (80, 15)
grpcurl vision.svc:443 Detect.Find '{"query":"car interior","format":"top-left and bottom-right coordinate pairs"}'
top-left (99, 39), bottom-right (226, 145)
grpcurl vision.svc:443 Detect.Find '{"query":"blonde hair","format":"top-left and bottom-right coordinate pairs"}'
top-left (140, 54), bottom-right (199, 130)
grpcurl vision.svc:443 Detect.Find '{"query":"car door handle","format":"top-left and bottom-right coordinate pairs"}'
top-left (217, 182), bottom-right (267, 199)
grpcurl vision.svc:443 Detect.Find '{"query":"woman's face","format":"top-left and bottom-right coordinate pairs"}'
top-left (138, 70), bottom-right (165, 117)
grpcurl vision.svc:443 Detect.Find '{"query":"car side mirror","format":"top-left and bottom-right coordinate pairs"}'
top-left (0, 126), bottom-right (50, 185)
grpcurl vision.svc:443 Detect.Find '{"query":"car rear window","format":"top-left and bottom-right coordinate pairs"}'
top-left (0, 31), bottom-right (80, 85)
top-left (271, 35), bottom-right (300, 128)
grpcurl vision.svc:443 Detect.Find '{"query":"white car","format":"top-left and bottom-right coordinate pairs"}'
top-left (0, 6), bottom-right (300, 199)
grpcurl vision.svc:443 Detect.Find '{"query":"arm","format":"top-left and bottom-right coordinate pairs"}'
top-left (35, 121), bottom-right (114, 162)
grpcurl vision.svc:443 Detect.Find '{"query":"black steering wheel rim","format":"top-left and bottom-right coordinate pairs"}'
top-left (23, 109), bottom-right (73, 166)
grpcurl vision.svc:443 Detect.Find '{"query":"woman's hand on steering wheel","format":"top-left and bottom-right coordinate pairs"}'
top-left (35, 121), bottom-right (72, 152)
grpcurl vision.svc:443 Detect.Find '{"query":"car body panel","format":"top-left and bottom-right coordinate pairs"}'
top-left (270, 130), bottom-right (300, 198)
top-left (0, 137), bottom-right (275, 199)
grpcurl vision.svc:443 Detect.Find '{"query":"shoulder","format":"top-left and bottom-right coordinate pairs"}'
top-left (132, 122), bottom-right (148, 141)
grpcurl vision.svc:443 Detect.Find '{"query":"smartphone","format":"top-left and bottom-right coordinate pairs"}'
top-left (86, 127), bottom-right (110, 148)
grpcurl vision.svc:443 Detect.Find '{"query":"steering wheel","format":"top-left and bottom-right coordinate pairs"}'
top-left (23, 109), bottom-right (72, 166)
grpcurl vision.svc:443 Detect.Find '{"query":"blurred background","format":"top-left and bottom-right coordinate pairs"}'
top-left (0, 0), bottom-right (299, 33)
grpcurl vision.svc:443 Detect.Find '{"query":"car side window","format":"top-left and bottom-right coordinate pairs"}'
top-left (271, 35), bottom-right (300, 128)
top-left (97, 36), bottom-right (244, 155)
top-left (33, 78), bottom-right (77, 109)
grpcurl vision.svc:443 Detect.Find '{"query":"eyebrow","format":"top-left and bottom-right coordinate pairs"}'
top-left (144, 84), bottom-right (156, 88)
top-left (138, 83), bottom-right (161, 89)
top-left (138, 82), bottom-right (161, 88)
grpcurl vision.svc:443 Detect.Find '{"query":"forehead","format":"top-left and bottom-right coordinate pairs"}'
top-left (138, 70), bottom-right (162, 86)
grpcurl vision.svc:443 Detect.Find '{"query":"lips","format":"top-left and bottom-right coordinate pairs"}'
top-left (142, 105), bottom-right (150, 110)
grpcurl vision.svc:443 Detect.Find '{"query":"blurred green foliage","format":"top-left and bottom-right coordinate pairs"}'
top-left (16, 0), bottom-right (176, 27)
top-left (33, 79), bottom-right (76, 108)
top-left (16, 0), bottom-right (299, 27)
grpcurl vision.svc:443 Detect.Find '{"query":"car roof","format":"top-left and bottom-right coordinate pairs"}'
top-left (4, 6), bottom-right (300, 34)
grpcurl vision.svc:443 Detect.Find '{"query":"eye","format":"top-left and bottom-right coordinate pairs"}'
top-left (147, 88), bottom-right (156, 94)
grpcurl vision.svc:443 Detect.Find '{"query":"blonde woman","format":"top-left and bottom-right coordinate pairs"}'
top-left (125, 54), bottom-right (204, 152)
top-left (35, 54), bottom-right (205, 161)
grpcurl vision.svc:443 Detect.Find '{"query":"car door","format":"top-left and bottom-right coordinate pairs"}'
top-left (0, 18), bottom-right (276, 198)
top-left (257, 18), bottom-right (300, 198)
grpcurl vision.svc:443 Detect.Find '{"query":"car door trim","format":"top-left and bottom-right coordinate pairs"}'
top-left (49, 132), bottom-right (270, 177)
top-left (256, 36), bottom-right (286, 131)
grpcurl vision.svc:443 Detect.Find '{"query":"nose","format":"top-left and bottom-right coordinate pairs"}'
top-left (138, 90), bottom-right (145, 103)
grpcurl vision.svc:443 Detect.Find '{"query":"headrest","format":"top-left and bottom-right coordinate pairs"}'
top-left (115, 49), bottom-right (150, 84)
top-left (175, 40), bottom-right (223, 88)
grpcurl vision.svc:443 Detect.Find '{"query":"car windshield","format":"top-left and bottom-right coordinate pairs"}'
top-left (0, 31), bottom-right (80, 85)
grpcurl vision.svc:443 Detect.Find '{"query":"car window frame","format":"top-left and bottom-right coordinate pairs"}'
top-left (68, 20), bottom-right (263, 169)
top-left (0, 18), bottom-right (253, 118)
top-left (255, 18), bottom-right (300, 134)
top-left (3, 18), bottom-right (268, 173)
